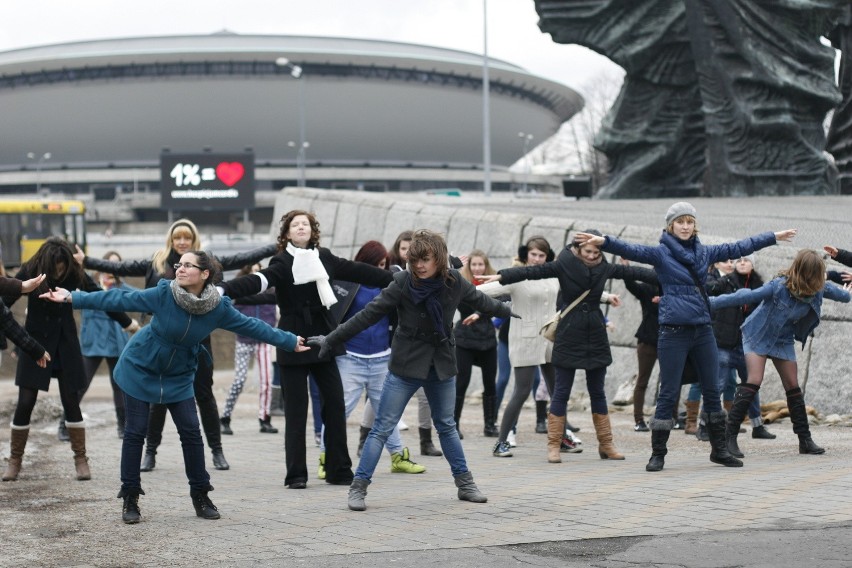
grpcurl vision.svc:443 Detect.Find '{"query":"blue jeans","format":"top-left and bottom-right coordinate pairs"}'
top-left (656, 324), bottom-right (721, 420)
top-left (718, 346), bottom-right (761, 419)
top-left (322, 353), bottom-right (403, 454)
top-left (122, 392), bottom-right (210, 492)
top-left (356, 368), bottom-right (467, 481)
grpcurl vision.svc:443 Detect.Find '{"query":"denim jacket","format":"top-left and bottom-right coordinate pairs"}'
top-left (709, 277), bottom-right (850, 351)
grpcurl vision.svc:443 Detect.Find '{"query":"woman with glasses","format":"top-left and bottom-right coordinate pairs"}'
top-left (43, 251), bottom-right (307, 524)
top-left (73, 219), bottom-right (277, 472)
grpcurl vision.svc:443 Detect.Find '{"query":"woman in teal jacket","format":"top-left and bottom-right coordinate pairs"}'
top-left (43, 251), bottom-right (308, 525)
top-left (710, 249), bottom-right (851, 458)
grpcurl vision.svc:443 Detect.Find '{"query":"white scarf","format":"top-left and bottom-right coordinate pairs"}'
top-left (286, 242), bottom-right (338, 308)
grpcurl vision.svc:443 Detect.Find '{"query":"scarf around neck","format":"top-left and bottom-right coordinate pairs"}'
top-left (286, 242), bottom-right (338, 308)
top-left (406, 276), bottom-right (446, 338)
top-left (171, 280), bottom-right (221, 315)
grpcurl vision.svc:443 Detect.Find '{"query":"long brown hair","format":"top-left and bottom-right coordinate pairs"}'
top-left (389, 230), bottom-right (413, 269)
top-left (407, 229), bottom-right (452, 285)
top-left (277, 210), bottom-right (321, 250)
top-left (781, 249), bottom-right (825, 298)
top-left (460, 249), bottom-right (496, 283)
top-left (354, 240), bottom-right (389, 269)
top-left (23, 237), bottom-right (87, 293)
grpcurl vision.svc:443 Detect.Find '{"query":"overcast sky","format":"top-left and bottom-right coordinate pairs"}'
top-left (0, 0), bottom-right (623, 94)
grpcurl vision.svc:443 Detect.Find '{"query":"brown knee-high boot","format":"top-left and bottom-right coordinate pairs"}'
top-left (66, 421), bottom-right (91, 481)
top-left (593, 413), bottom-right (625, 460)
top-left (547, 414), bottom-right (565, 463)
top-left (684, 400), bottom-right (700, 435)
top-left (2, 425), bottom-right (30, 481)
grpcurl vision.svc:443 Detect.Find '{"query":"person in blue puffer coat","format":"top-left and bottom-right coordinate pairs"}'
top-left (710, 249), bottom-right (850, 459)
top-left (42, 250), bottom-right (307, 525)
top-left (575, 202), bottom-right (796, 473)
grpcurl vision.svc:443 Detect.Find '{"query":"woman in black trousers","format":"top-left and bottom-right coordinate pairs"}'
top-left (218, 210), bottom-right (393, 488)
top-left (74, 218), bottom-right (277, 471)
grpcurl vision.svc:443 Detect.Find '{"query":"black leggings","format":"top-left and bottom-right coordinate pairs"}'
top-left (14, 374), bottom-right (83, 426)
top-left (455, 345), bottom-right (498, 400)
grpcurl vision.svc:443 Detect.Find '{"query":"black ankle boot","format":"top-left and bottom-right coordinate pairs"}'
top-left (259, 418), bottom-right (278, 434)
top-left (646, 419), bottom-right (673, 472)
top-left (190, 487), bottom-right (221, 520)
top-left (118, 488), bottom-right (145, 524)
top-left (140, 449), bottom-right (156, 472)
top-left (419, 427), bottom-right (442, 456)
top-left (211, 448), bottom-right (230, 470)
top-left (706, 412), bottom-right (743, 467)
top-left (220, 416), bottom-right (233, 435)
top-left (787, 388), bottom-right (824, 454)
top-left (535, 400), bottom-right (548, 433)
top-left (726, 384), bottom-right (758, 458)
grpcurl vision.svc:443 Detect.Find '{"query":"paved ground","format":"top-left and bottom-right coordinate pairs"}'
top-left (2, 371), bottom-right (851, 567)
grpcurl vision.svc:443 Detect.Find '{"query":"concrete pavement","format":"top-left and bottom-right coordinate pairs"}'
top-left (2, 371), bottom-right (852, 566)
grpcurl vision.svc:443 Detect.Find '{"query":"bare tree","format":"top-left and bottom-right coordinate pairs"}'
top-left (526, 68), bottom-right (624, 191)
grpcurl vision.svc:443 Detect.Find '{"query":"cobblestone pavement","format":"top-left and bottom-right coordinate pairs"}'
top-left (2, 373), bottom-right (851, 566)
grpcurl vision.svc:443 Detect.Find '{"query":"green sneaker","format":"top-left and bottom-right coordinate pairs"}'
top-left (390, 447), bottom-right (426, 474)
top-left (317, 452), bottom-right (326, 480)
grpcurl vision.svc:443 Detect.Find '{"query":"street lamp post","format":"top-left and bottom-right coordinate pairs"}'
top-left (26, 151), bottom-right (51, 194)
top-left (517, 133), bottom-right (534, 193)
top-left (275, 57), bottom-right (308, 187)
top-left (482, 0), bottom-right (492, 196)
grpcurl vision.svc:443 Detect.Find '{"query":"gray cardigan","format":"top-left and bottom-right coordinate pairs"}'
top-left (326, 269), bottom-right (511, 380)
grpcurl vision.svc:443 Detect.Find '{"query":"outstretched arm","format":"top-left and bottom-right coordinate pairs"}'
top-left (825, 245), bottom-right (852, 268)
top-left (218, 305), bottom-right (305, 351)
top-left (708, 284), bottom-right (773, 311)
top-left (823, 281), bottom-right (852, 303)
top-left (576, 233), bottom-right (661, 265)
top-left (706, 231), bottom-right (792, 265)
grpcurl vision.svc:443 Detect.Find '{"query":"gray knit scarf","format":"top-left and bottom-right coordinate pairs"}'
top-left (170, 280), bottom-right (221, 315)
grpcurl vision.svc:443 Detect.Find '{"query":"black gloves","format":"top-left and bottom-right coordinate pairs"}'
top-left (306, 335), bottom-right (331, 359)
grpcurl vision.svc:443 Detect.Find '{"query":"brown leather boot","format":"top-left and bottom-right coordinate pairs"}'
top-left (547, 414), bottom-right (564, 463)
top-left (66, 422), bottom-right (91, 481)
top-left (2, 426), bottom-right (29, 481)
top-left (684, 400), bottom-right (700, 435)
top-left (593, 413), bottom-right (625, 460)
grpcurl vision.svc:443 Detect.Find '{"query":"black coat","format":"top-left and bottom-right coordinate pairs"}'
top-left (706, 271), bottom-right (764, 349)
top-left (624, 278), bottom-right (661, 345)
top-left (219, 247), bottom-right (394, 366)
top-left (499, 247), bottom-right (656, 370)
top-left (453, 302), bottom-right (498, 351)
top-left (4, 266), bottom-right (130, 391)
top-left (326, 270), bottom-right (511, 380)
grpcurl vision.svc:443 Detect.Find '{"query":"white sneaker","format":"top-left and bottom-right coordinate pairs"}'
top-left (398, 419), bottom-right (409, 431)
top-left (507, 429), bottom-right (517, 448)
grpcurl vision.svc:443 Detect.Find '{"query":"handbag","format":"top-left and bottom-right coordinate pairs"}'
top-left (539, 289), bottom-right (590, 342)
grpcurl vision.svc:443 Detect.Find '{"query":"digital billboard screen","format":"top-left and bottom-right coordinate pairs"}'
top-left (160, 153), bottom-right (255, 210)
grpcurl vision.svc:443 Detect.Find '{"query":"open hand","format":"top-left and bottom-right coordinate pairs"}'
top-left (306, 335), bottom-right (330, 358)
top-left (20, 274), bottom-right (46, 293)
top-left (774, 229), bottom-right (797, 242)
top-left (125, 319), bottom-right (140, 333)
top-left (39, 287), bottom-right (71, 303)
top-left (293, 336), bottom-right (311, 353)
top-left (608, 294), bottom-right (622, 308)
top-left (477, 274), bottom-right (501, 284)
top-left (824, 245), bottom-right (839, 258)
top-left (574, 232), bottom-right (606, 247)
top-left (73, 244), bottom-right (86, 266)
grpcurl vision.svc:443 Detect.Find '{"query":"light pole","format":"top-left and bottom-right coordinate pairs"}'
top-left (276, 57), bottom-right (308, 187)
top-left (482, 0), bottom-right (492, 196)
top-left (517, 133), bottom-right (534, 193)
top-left (26, 151), bottom-right (51, 194)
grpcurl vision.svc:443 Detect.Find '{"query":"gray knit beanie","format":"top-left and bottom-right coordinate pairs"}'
top-left (665, 202), bottom-right (697, 227)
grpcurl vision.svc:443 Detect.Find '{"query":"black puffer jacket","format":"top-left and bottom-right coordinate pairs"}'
top-left (706, 270), bottom-right (764, 349)
top-left (499, 247), bottom-right (655, 370)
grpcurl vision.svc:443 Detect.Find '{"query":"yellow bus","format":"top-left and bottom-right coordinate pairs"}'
top-left (0, 200), bottom-right (87, 267)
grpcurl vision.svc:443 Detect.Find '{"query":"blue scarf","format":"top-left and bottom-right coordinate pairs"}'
top-left (406, 276), bottom-right (446, 338)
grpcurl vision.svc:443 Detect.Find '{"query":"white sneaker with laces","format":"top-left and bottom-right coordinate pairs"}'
top-left (507, 429), bottom-right (517, 448)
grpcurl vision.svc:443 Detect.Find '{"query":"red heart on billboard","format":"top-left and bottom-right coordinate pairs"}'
top-left (216, 162), bottom-right (245, 186)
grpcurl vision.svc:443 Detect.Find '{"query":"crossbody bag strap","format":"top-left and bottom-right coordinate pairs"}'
top-left (685, 266), bottom-right (712, 313)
